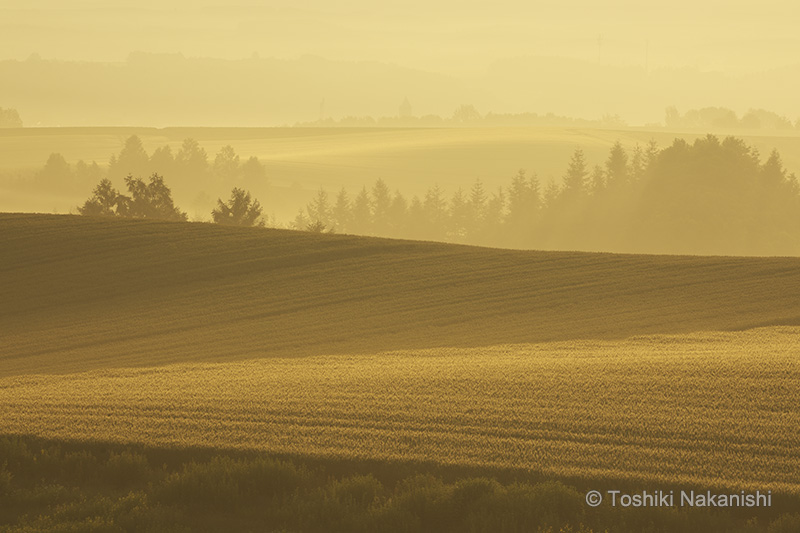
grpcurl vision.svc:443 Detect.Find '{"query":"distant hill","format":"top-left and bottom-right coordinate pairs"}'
top-left (4, 53), bottom-right (800, 127)
top-left (0, 53), bottom-right (476, 127)
top-left (2, 213), bottom-right (799, 376)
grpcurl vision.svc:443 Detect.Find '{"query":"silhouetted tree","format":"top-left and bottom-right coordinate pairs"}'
top-left (452, 104), bottom-right (481, 124)
top-left (543, 180), bottom-right (561, 209)
top-left (78, 178), bottom-right (119, 216)
top-left (37, 153), bottom-right (71, 187)
top-left (109, 136), bottom-right (149, 180)
top-left (589, 165), bottom-right (605, 196)
top-left (387, 190), bottom-right (408, 236)
top-left (351, 187), bottom-right (372, 234)
top-left (645, 139), bottom-right (659, 169)
top-left (212, 187), bottom-right (263, 226)
top-left (121, 174), bottom-right (187, 221)
top-left (332, 188), bottom-right (352, 233)
top-left (562, 148), bottom-right (588, 199)
top-left (306, 188), bottom-right (331, 228)
top-left (448, 188), bottom-right (469, 241)
top-left (292, 209), bottom-right (310, 231)
top-left (406, 195), bottom-right (425, 239)
top-left (213, 145), bottom-right (240, 182)
top-left (605, 142), bottom-right (629, 189)
top-left (149, 146), bottom-right (175, 177)
top-left (505, 170), bottom-right (540, 244)
top-left (480, 188), bottom-right (505, 244)
top-left (79, 173), bottom-right (186, 221)
top-left (74, 160), bottom-right (103, 186)
top-left (467, 179), bottom-right (488, 238)
top-left (176, 138), bottom-right (208, 180)
top-left (423, 185), bottom-right (448, 239)
top-left (761, 150), bottom-right (787, 189)
top-left (371, 179), bottom-right (392, 234)
top-left (0, 107), bottom-right (23, 128)
top-left (240, 156), bottom-right (267, 187)
top-left (306, 220), bottom-right (327, 233)
top-left (629, 144), bottom-right (645, 183)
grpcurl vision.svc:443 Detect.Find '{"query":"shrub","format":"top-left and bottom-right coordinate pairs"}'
top-left (104, 451), bottom-right (151, 488)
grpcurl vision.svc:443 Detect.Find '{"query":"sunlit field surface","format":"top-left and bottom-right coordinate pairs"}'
top-left (1, 327), bottom-right (798, 495)
top-left (2, 214), bottom-right (800, 531)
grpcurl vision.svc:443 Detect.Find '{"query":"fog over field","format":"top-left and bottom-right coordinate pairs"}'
top-left (2, 1), bottom-right (800, 125)
top-left (2, 2), bottom-right (800, 532)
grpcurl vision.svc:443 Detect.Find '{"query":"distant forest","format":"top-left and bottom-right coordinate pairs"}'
top-left (299, 104), bottom-right (800, 131)
top-left (39, 133), bottom-right (800, 256)
top-left (295, 103), bottom-right (628, 128)
top-left (293, 136), bottom-right (800, 256)
top-left (666, 106), bottom-right (799, 131)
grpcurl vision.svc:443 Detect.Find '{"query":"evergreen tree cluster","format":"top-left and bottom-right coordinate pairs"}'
top-left (294, 136), bottom-right (800, 255)
top-left (33, 135), bottom-right (269, 197)
top-left (78, 174), bottom-right (187, 221)
top-left (106, 136), bottom-right (267, 189)
top-left (76, 136), bottom-right (268, 225)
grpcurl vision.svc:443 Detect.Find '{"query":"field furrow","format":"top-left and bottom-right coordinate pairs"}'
top-left (2, 327), bottom-right (798, 494)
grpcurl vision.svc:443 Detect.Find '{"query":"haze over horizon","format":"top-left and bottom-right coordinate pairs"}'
top-left (3, 0), bottom-right (798, 73)
top-left (2, 1), bottom-right (800, 126)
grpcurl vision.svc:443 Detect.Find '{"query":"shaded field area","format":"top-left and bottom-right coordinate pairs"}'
top-left (3, 214), bottom-right (800, 375)
top-left (3, 436), bottom-right (797, 533)
top-left (1, 328), bottom-right (798, 495)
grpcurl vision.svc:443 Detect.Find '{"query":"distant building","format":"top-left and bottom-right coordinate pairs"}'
top-left (399, 97), bottom-right (412, 119)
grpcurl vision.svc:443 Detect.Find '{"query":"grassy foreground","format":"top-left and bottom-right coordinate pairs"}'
top-left (3, 436), bottom-right (799, 533)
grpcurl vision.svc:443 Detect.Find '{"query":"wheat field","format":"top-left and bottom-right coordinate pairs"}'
top-left (1, 328), bottom-right (798, 495)
top-left (2, 214), bottom-right (800, 501)
top-left (3, 214), bottom-right (800, 376)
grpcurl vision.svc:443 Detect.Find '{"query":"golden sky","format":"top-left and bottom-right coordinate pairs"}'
top-left (2, 1), bottom-right (798, 74)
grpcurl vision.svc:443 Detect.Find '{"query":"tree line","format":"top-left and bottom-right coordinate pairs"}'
top-left (293, 136), bottom-right (800, 255)
top-left (77, 135), bottom-right (266, 225)
top-left (34, 135), bottom-right (268, 195)
top-left (73, 133), bottom-right (800, 255)
top-left (665, 106), bottom-right (799, 131)
top-left (295, 103), bottom-right (627, 129)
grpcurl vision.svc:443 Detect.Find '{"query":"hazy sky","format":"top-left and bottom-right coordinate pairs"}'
top-left (2, 0), bottom-right (799, 75)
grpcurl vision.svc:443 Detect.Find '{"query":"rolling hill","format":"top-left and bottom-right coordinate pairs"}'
top-left (2, 213), bottom-right (800, 376)
top-left (2, 213), bottom-right (800, 508)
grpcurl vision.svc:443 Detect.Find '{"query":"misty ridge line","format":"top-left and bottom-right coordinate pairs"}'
top-left (61, 133), bottom-right (800, 256)
top-left (4, 103), bottom-right (800, 132)
top-left (4, 52), bottom-right (800, 127)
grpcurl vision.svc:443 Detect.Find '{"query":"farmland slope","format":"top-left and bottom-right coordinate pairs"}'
top-left (2, 327), bottom-right (798, 494)
top-left (2, 213), bottom-right (800, 376)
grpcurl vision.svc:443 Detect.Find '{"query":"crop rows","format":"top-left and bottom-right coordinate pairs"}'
top-left (2, 327), bottom-right (798, 494)
top-left (3, 214), bottom-right (800, 376)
